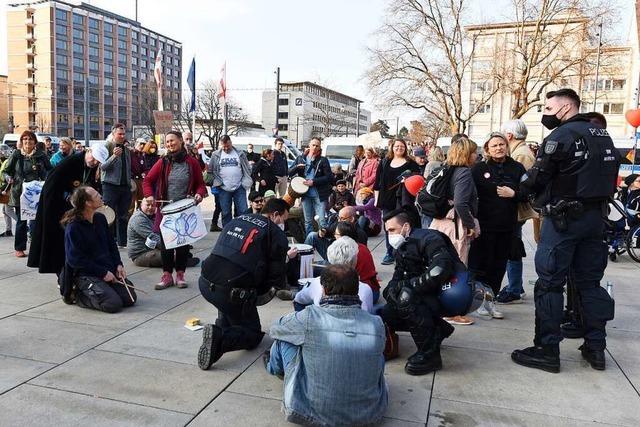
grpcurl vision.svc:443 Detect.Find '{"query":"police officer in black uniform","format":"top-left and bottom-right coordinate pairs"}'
top-left (198, 198), bottom-right (289, 370)
top-left (380, 210), bottom-right (481, 376)
top-left (512, 89), bottom-right (619, 373)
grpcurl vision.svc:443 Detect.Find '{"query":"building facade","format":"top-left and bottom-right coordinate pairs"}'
top-left (0, 75), bottom-right (9, 136)
top-left (6, 1), bottom-right (182, 139)
top-left (463, 18), bottom-right (638, 143)
top-left (262, 81), bottom-right (371, 146)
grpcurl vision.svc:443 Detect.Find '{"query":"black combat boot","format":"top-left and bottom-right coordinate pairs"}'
top-left (434, 318), bottom-right (455, 346)
top-left (198, 324), bottom-right (224, 370)
top-left (561, 320), bottom-right (585, 339)
top-left (511, 345), bottom-right (560, 373)
top-left (406, 332), bottom-right (442, 376)
top-left (579, 344), bottom-right (605, 370)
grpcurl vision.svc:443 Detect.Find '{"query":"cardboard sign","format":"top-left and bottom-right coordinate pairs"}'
top-left (19, 180), bottom-right (44, 221)
top-left (160, 204), bottom-right (207, 249)
top-left (153, 110), bottom-right (174, 135)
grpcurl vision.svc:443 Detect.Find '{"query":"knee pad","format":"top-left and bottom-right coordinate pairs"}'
top-left (534, 279), bottom-right (563, 297)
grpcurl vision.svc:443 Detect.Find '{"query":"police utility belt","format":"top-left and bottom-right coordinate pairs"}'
top-left (541, 200), bottom-right (605, 232)
top-left (200, 275), bottom-right (257, 304)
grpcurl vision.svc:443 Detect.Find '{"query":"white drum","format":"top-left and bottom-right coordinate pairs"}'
top-left (289, 243), bottom-right (314, 279)
top-left (283, 177), bottom-right (309, 206)
top-left (608, 200), bottom-right (624, 222)
top-left (160, 198), bottom-right (207, 249)
top-left (96, 205), bottom-right (116, 226)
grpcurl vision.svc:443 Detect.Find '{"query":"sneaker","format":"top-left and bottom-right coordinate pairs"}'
top-left (276, 288), bottom-right (297, 300)
top-left (485, 300), bottom-right (504, 319)
top-left (476, 304), bottom-right (491, 318)
top-left (15, 250), bottom-right (27, 258)
top-left (495, 292), bottom-right (523, 305)
top-left (381, 254), bottom-right (395, 265)
top-left (520, 291), bottom-right (527, 300)
top-left (443, 315), bottom-right (474, 325)
top-left (175, 271), bottom-right (188, 288)
top-left (155, 272), bottom-right (174, 290)
top-left (198, 324), bottom-right (224, 370)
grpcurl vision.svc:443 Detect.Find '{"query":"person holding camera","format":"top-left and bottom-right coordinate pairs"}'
top-left (100, 123), bottom-right (132, 248)
top-left (197, 198), bottom-right (290, 370)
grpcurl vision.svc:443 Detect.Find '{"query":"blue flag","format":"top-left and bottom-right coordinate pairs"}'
top-left (187, 57), bottom-right (196, 112)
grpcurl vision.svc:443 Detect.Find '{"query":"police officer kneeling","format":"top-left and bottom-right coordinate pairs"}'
top-left (198, 198), bottom-right (290, 370)
top-left (380, 210), bottom-right (484, 375)
top-left (512, 88), bottom-right (618, 373)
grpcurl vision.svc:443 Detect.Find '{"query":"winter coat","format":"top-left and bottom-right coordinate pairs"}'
top-left (2, 149), bottom-right (51, 207)
top-left (354, 157), bottom-right (379, 190)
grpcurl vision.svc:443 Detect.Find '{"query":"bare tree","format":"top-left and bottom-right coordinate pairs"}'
top-left (135, 80), bottom-right (158, 138)
top-left (480, 0), bottom-right (618, 118)
top-left (366, 0), bottom-right (500, 135)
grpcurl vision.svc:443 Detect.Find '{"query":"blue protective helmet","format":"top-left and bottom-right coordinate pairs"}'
top-left (439, 270), bottom-right (488, 316)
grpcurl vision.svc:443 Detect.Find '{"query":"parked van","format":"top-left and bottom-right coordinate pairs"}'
top-left (2, 132), bottom-right (60, 152)
top-left (218, 136), bottom-right (302, 167)
top-left (321, 137), bottom-right (361, 169)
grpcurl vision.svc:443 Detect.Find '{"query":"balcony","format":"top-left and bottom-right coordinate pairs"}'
top-left (26, 63), bottom-right (37, 71)
top-left (25, 77), bottom-right (36, 85)
top-left (25, 19), bottom-right (35, 27)
top-left (27, 91), bottom-right (36, 99)
top-left (25, 33), bottom-right (36, 41)
top-left (26, 47), bottom-right (35, 56)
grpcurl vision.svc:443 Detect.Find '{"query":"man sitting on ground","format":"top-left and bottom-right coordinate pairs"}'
top-left (127, 198), bottom-right (199, 268)
top-left (265, 264), bottom-right (388, 426)
top-left (245, 190), bottom-right (265, 214)
top-left (293, 236), bottom-right (374, 312)
top-left (304, 206), bottom-right (368, 261)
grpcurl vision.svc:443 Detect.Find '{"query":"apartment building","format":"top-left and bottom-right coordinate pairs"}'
top-left (6, 1), bottom-right (182, 139)
top-left (262, 81), bottom-right (371, 146)
top-left (0, 75), bottom-right (8, 136)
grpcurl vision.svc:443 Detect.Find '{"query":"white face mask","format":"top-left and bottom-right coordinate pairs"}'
top-left (277, 223), bottom-right (285, 231)
top-left (388, 233), bottom-right (406, 250)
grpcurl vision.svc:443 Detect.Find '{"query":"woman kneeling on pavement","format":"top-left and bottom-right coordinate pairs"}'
top-left (62, 186), bottom-right (136, 313)
top-left (143, 131), bottom-right (207, 290)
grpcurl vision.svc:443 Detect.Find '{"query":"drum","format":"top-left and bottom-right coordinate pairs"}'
top-left (286, 243), bottom-right (315, 286)
top-left (161, 198), bottom-right (196, 215)
top-left (96, 205), bottom-right (116, 226)
top-left (283, 177), bottom-right (309, 206)
top-left (608, 200), bottom-right (625, 222)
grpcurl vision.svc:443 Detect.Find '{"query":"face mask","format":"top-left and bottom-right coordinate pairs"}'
top-left (277, 223), bottom-right (285, 231)
top-left (388, 233), bottom-right (406, 250)
top-left (541, 105), bottom-right (566, 130)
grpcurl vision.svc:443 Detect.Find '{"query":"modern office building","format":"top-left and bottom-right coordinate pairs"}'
top-left (6, 0), bottom-right (182, 139)
top-left (462, 17), bottom-right (638, 141)
top-left (262, 81), bottom-right (371, 146)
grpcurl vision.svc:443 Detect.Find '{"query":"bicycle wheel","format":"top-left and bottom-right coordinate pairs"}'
top-left (625, 224), bottom-right (640, 262)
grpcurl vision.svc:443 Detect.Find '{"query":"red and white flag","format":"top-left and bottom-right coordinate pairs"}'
top-left (218, 62), bottom-right (227, 102)
top-left (154, 51), bottom-right (164, 89)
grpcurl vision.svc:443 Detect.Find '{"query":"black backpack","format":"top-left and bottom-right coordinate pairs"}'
top-left (415, 165), bottom-right (455, 219)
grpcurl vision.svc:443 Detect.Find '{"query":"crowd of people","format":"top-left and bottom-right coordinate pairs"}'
top-left (0, 87), bottom-right (631, 425)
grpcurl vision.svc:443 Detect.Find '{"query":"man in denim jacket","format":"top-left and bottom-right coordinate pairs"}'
top-left (265, 264), bottom-right (388, 426)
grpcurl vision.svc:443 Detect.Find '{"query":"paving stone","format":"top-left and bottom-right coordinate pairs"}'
top-left (0, 355), bottom-right (54, 394)
top-left (432, 347), bottom-right (640, 426)
top-left (0, 315), bottom-right (120, 363)
top-left (0, 272), bottom-right (60, 310)
top-left (427, 398), bottom-right (619, 427)
top-left (0, 384), bottom-right (192, 426)
top-left (0, 302), bottom-right (24, 319)
top-left (30, 349), bottom-right (238, 414)
top-left (189, 391), bottom-right (291, 427)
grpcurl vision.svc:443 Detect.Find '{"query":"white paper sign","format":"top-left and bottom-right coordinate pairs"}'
top-left (160, 204), bottom-right (207, 249)
top-left (20, 180), bottom-right (44, 221)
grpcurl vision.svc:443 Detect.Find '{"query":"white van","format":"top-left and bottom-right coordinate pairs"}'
top-left (2, 132), bottom-right (60, 151)
top-left (221, 136), bottom-right (301, 165)
top-left (321, 137), bottom-right (361, 169)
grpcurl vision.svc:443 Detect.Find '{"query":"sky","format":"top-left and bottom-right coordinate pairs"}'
top-left (0, 0), bottom-right (636, 131)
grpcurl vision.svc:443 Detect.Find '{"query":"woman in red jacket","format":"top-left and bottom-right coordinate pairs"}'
top-left (353, 147), bottom-right (379, 191)
top-left (143, 131), bottom-right (207, 290)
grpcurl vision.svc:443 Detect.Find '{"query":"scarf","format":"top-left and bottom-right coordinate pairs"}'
top-left (165, 148), bottom-right (187, 163)
top-left (319, 294), bottom-right (362, 307)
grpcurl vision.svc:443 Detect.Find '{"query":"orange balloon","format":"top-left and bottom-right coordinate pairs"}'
top-left (404, 175), bottom-right (425, 197)
top-left (625, 109), bottom-right (640, 128)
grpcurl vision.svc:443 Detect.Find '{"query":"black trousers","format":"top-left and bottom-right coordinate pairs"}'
top-left (199, 276), bottom-right (264, 352)
top-left (468, 230), bottom-right (512, 296)
top-left (160, 234), bottom-right (190, 273)
top-left (75, 276), bottom-right (137, 313)
top-left (379, 294), bottom-right (443, 351)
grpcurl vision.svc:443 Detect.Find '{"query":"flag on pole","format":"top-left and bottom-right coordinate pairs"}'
top-left (187, 57), bottom-right (196, 113)
top-left (627, 148), bottom-right (636, 163)
top-left (154, 50), bottom-right (164, 111)
top-left (218, 62), bottom-right (227, 102)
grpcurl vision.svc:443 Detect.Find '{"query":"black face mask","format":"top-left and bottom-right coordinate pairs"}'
top-left (541, 105), bottom-right (567, 130)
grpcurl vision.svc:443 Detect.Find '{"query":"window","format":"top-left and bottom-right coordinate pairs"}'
top-left (141, 59), bottom-right (147, 69)
top-left (73, 58), bottom-right (84, 69)
top-left (132, 57), bottom-right (138, 66)
top-left (278, 112), bottom-right (288, 119)
top-left (104, 50), bottom-right (113, 60)
top-left (73, 13), bottom-right (84, 26)
top-left (56, 69), bottom-right (68, 80)
top-left (74, 115), bottom-right (83, 124)
top-left (131, 44), bottom-right (138, 53)
top-left (150, 50), bottom-right (155, 59)
top-left (56, 9), bottom-right (68, 21)
top-left (56, 24), bottom-right (67, 36)
top-left (472, 81), bottom-right (493, 92)
top-left (104, 64), bottom-right (113, 74)
top-left (89, 33), bottom-right (99, 44)
top-left (141, 72), bottom-right (147, 81)
top-left (118, 91), bottom-right (126, 102)
top-left (173, 57), bottom-right (179, 66)
top-left (278, 124), bottom-right (289, 131)
top-left (88, 75), bottom-right (98, 85)
top-left (140, 47), bottom-right (147, 56)
top-left (56, 54), bottom-right (68, 66)
top-left (118, 66), bottom-right (126, 76)
top-left (74, 100), bottom-right (83, 109)
top-left (57, 84), bottom-right (68, 96)
top-left (174, 46), bottom-right (179, 54)
top-left (56, 98), bottom-right (68, 109)
top-left (612, 79), bottom-right (626, 90)
top-left (118, 80), bottom-right (127, 90)
top-left (118, 26), bottom-right (127, 37)
top-left (104, 77), bottom-right (113, 87)
top-left (118, 53), bottom-right (126, 63)
top-left (278, 98), bottom-right (289, 106)
top-left (173, 69), bottom-right (178, 77)
top-left (132, 31), bottom-right (138, 40)
top-left (73, 43), bottom-right (84, 54)
top-left (89, 18), bottom-right (99, 30)
top-left (140, 34), bottom-right (147, 43)
top-left (602, 103), bottom-right (624, 114)
top-left (585, 78), bottom-right (627, 92)
top-left (89, 46), bottom-right (99, 57)
top-left (470, 102), bottom-right (491, 114)
top-left (89, 61), bottom-right (98, 71)
top-left (73, 29), bottom-right (84, 40)
top-left (150, 38), bottom-right (156, 46)
top-left (56, 39), bottom-right (68, 51)
top-left (173, 80), bottom-right (179, 89)
top-left (132, 69), bottom-right (138, 79)
top-left (104, 22), bottom-right (113, 33)
top-left (73, 71), bottom-right (84, 82)
top-left (118, 40), bottom-right (126, 50)
top-left (104, 36), bottom-right (113, 47)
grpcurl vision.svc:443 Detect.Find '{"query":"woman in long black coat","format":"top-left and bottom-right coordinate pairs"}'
top-left (252, 148), bottom-right (278, 196)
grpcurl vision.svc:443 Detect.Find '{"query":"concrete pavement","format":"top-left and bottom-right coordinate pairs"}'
top-left (0, 199), bottom-right (639, 426)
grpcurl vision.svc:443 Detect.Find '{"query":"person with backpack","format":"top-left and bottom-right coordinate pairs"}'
top-left (374, 139), bottom-right (420, 265)
top-left (467, 132), bottom-right (527, 320)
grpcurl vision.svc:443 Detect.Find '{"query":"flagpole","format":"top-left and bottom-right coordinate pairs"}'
top-left (191, 56), bottom-right (196, 136)
top-left (222, 61), bottom-right (228, 135)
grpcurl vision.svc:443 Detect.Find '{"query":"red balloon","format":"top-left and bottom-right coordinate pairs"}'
top-left (625, 109), bottom-right (640, 128)
top-left (404, 175), bottom-right (425, 197)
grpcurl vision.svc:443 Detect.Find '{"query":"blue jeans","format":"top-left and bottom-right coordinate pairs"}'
top-left (421, 215), bottom-right (433, 229)
top-left (304, 232), bottom-right (330, 261)
top-left (102, 183), bottom-right (131, 247)
top-left (219, 187), bottom-right (247, 226)
top-left (505, 224), bottom-right (524, 296)
top-left (301, 195), bottom-right (326, 235)
top-left (266, 339), bottom-right (299, 377)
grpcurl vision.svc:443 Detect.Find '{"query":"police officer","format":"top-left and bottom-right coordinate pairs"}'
top-left (380, 209), bottom-right (482, 375)
top-left (512, 89), bottom-right (619, 373)
top-left (198, 198), bottom-right (290, 370)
